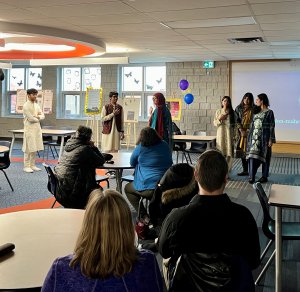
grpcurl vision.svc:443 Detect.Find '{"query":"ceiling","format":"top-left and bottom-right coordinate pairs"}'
top-left (1, 0), bottom-right (300, 64)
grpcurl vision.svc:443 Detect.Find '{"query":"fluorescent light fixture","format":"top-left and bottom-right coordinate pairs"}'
top-left (159, 22), bottom-right (172, 29)
top-left (165, 17), bottom-right (256, 29)
top-left (30, 57), bottom-right (129, 66)
top-left (0, 62), bottom-right (12, 69)
top-left (270, 41), bottom-right (300, 46)
top-left (5, 43), bottom-right (75, 52)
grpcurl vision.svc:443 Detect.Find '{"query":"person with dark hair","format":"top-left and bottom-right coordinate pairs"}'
top-left (55, 125), bottom-right (106, 209)
top-left (101, 91), bottom-right (124, 153)
top-left (125, 127), bottom-right (173, 219)
top-left (22, 88), bottom-right (45, 173)
top-left (148, 92), bottom-right (172, 147)
top-left (0, 69), bottom-right (4, 81)
top-left (42, 189), bottom-right (163, 292)
top-left (158, 149), bottom-right (260, 290)
top-left (213, 96), bottom-right (235, 171)
top-left (234, 92), bottom-right (255, 176)
top-left (247, 93), bottom-right (276, 184)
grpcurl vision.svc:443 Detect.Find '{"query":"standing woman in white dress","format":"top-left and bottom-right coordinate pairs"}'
top-left (22, 88), bottom-right (45, 173)
top-left (213, 96), bottom-right (235, 171)
top-left (101, 91), bottom-right (125, 153)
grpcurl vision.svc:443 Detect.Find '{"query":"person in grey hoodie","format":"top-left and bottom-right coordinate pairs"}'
top-left (55, 125), bottom-right (106, 209)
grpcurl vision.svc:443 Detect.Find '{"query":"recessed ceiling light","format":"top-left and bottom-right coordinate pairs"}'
top-left (165, 17), bottom-right (256, 29)
top-left (5, 43), bottom-right (75, 52)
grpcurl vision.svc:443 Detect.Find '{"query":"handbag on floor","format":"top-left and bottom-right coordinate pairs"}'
top-left (135, 199), bottom-right (149, 240)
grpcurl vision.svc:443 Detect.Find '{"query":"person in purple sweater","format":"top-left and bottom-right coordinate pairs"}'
top-left (41, 189), bottom-right (163, 292)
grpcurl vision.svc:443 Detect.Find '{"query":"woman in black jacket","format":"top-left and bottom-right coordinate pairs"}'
top-left (55, 125), bottom-right (106, 209)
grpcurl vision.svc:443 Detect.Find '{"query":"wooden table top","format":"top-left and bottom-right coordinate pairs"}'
top-left (0, 146), bottom-right (9, 153)
top-left (173, 135), bottom-right (216, 141)
top-left (269, 184), bottom-right (300, 208)
top-left (9, 129), bottom-right (76, 136)
top-left (0, 209), bottom-right (85, 289)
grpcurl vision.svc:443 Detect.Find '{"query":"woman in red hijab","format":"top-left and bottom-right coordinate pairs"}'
top-left (148, 92), bottom-right (172, 147)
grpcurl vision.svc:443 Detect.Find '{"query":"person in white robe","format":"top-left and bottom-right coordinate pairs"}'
top-left (22, 88), bottom-right (45, 173)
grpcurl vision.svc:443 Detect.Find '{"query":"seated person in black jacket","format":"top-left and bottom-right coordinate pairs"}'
top-left (55, 125), bottom-right (106, 209)
top-left (149, 163), bottom-right (198, 229)
top-left (158, 149), bottom-right (260, 291)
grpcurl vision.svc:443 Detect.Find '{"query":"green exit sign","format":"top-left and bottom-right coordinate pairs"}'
top-left (203, 61), bottom-right (215, 69)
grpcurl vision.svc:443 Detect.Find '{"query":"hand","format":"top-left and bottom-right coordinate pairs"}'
top-left (268, 141), bottom-right (273, 147)
top-left (113, 108), bottom-right (120, 116)
top-left (149, 106), bottom-right (153, 115)
top-left (120, 132), bottom-right (125, 140)
top-left (219, 113), bottom-right (228, 121)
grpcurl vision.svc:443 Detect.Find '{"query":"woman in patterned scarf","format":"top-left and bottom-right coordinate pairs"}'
top-left (234, 92), bottom-right (255, 176)
top-left (247, 93), bottom-right (276, 184)
top-left (148, 92), bottom-right (172, 148)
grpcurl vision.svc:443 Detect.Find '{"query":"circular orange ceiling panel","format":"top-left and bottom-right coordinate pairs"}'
top-left (0, 43), bottom-right (95, 59)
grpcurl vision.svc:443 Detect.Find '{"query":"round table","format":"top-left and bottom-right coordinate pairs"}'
top-left (0, 209), bottom-right (85, 290)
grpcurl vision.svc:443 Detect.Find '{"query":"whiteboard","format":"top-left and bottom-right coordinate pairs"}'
top-left (231, 61), bottom-right (300, 142)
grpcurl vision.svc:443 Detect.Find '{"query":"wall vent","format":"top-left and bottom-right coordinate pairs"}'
top-left (228, 37), bottom-right (264, 44)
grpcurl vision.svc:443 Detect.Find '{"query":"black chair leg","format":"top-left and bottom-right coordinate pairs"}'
top-left (1, 170), bottom-right (14, 191)
top-left (51, 199), bottom-right (57, 208)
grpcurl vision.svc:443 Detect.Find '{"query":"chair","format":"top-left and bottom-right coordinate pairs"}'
top-left (253, 182), bottom-right (300, 285)
top-left (0, 141), bottom-right (14, 191)
top-left (96, 174), bottom-right (110, 188)
top-left (173, 130), bottom-right (189, 164)
top-left (43, 163), bottom-right (59, 208)
top-left (121, 174), bottom-right (134, 189)
top-left (183, 131), bottom-right (207, 164)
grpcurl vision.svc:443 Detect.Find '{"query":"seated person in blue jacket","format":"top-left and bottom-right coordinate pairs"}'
top-left (125, 127), bottom-right (173, 221)
top-left (42, 189), bottom-right (163, 292)
top-left (55, 125), bottom-right (106, 209)
top-left (158, 149), bottom-right (260, 291)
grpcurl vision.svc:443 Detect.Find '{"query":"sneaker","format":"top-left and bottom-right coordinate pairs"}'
top-left (237, 171), bottom-right (249, 176)
top-left (248, 178), bottom-right (255, 184)
top-left (31, 166), bottom-right (41, 171)
top-left (24, 167), bottom-right (34, 173)
top-left (258, 176), bottom-right (268, 183)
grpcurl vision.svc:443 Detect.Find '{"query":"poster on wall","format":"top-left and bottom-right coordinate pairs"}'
top-left (166, 98), bottom-right (182, 121)
top-left (16, 89), bottom-right (53, 114)
top-left (84, 87), bottom-right (102, 115)
top-left (43, 90), bottom-right (53, 114)
top-left (15, 89), bottom-right (27, 113)
top-left (123, 97), bottom-right (140, 122)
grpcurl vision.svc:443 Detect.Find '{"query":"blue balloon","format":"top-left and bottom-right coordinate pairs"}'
top-left (184, 93), bottom-right (194, 104)
top-left (179, 79), bottom-right (189, 90)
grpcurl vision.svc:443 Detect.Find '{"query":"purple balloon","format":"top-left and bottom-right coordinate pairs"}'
top-left (179, 79), bottom-right (189, 90)
top-left (184, 93), bottom-right (194, 105)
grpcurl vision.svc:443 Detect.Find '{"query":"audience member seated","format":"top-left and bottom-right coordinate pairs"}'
top-left (55, 125), bottom-right (106, 209)
top-left (149, 163), bottom-right (198, 229)
top-left (41, 189), bottom-right (163, 292)
top-left (158, 149), bottom-right (260, 290)
top-left (125, 127), bottom-right (173, 220)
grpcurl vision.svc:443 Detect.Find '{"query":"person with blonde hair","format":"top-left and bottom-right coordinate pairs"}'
top-left (42, 189), bottom-right (163, 292)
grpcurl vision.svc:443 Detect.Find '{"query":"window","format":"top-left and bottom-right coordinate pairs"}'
top-left (120, 65), bottom-right (166, 120)
top-left (60, 67), bottom-right (101, 118)
top-left (5, 68), bottom-right (43, 114)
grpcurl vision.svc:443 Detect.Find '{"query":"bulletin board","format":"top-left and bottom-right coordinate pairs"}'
top-left (16, 89), bottom-right (53, 114)
top-left (166, 98), bottom-right (182, 121)
top-left (84, 87), bottom-right (102, 115)
top-left (123, 97), bottom-right (140, 122)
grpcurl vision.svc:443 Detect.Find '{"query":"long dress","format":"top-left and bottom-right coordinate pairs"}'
top-left (101, 105), bottom-right (124, 152)
top-left (213, 108), bottom-right (234, 170)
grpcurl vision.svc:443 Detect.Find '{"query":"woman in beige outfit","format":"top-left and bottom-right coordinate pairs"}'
top-left (213, 96), bottom-right (235, 171)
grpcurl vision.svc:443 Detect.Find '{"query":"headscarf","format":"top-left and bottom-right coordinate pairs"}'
top-left (148, 92), bottom-right (166, 139)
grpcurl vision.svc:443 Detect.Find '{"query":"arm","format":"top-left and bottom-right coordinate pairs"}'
top-left (23, 103), bottom-right (39, 123)
top-left (213, 109), bottom-right (224, 127)
top-left (84, 143), bottom-right (106, 167)
top-left (36, 103), bottom-right (45, 121)
top-left (157, 209), bottom-right (181, 259)
top-left (41, 258), bottom-right (58, 292)
top-left (269, 110), bottom-right (276, 144)
top-left (130, 144), bottom-right (141, 167)
top-left (120, 106), bottom-right (125, 140)
top-left (101, 105), bottom-right (114, 122)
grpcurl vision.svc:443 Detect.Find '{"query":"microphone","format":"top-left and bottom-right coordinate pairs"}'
top-left (0, 243), bottom-right (15, 257)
